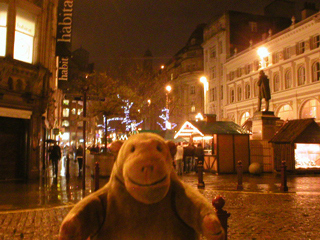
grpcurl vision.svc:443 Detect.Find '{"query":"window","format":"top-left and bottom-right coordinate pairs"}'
top-left (218, 40), bottom-right (223, 54)
top-left (312, 61), bottom-right (320, 82)
top-left (249, 21), bottom-right (257, 32)
top-left (285, 69), bottom-right (292, 89)
top-left (245, 83), bottom-right (250, 99)
top-left (283, 47), bottom-right (291, 60)
top-left (277, 104), bottom-right (293, 120)
top-left (237, 86), bottom-right (242, 101)
top-left (63, 108), bottom-right (70, 117)
top-left (230, 89), bottom-right (235, 103)
top-left (0, 3), bottom-right (8, 57)
top-left (253, 79), bottom-right (258, 97)
top-left (297, 66), bottom-right (305, 86)
top-left (77, 108), bottom-right (83, 116)
top-left (210, 45), bottom-right (216, 58)
top-left (191, 101), bottom-right (195, 112)
top-left (71, 108), bottom-right (76, 115)
top-left (245, 64), bottom-right (251, 74)
top-left (220, 85), bottom-right (223, 100)
top-left (63, 100), bottom-right (69, 106)
top-left (14, 8), bottom-right (36, 63)
top-left (62, 120), bottom-right (70, 127)
top-left (254, 60), bottom-right (260, 71)
top-left (296, 41), bottom-right (305, 55)
top-left (240, 112), bottom-right (250, 126)
top-left (211, 66), bottom-right (216, 79)
top-left (272, 52), bottom-right (280, 64)
top-left (190, 85), bottom-right (195, 94)
top-left (273, 73), bottom-right (280, 92)
top-left (210, 88), bottom-right (216, 101)
top-left (301, 99), bottom-right (320, 120)
top-left (311, 34), bottom-right (320, 49)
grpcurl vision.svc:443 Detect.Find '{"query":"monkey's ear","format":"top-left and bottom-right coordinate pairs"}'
top-left (166, 141), bottom-right (177, 159)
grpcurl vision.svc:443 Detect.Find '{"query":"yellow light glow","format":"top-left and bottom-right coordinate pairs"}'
top-left (166, 85), bottom-right (172, 93)
top-left (257, 47), bottom-right (269, 58)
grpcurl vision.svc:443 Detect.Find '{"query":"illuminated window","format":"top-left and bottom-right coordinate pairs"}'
top-left (285, 69), bottom-right (292, 89)
top-left (277, 104), bottom-right (293, 120)
top-left (273, 73), bottom-right (280, 92)
top-left (71, 108), bottom-right (76, 115)
top-left (240, 112), bottom-right (250, 126)
top-left (0, 3), bottom-right (8, 57)
top-left (297, 66), bottom-right (305, 86)
top-left (295, 144), bottom-right (320, 169)
top-left (301, 99), bottom-right (320, 120)
top-left (63, 108), bottom-right (69, 117)
top-left (190, 101), bottom-right (195, 112)
top-left (63, 100), bottom-right (69, 106)
top-left (312, 61), bottom-right (320, 82)
top-left (14, 8), bottom-right (36, 63)
top-left (62, 120), bottom-right (69, 127)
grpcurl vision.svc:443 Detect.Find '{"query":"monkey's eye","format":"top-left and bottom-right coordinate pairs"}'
top-left (156, 144), bottom-right (162, 152)
top-left (131, 146), bottom-right (135, 152)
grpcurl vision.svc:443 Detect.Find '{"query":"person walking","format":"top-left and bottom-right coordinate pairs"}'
top-left (76, 145), bottom-right (84, 177)
top-left (49, 142), bottom-right (61, 178)
top-left (174, 142), bottom-right (184, 176)
top-left (183, 143), bottom-right (195, 172)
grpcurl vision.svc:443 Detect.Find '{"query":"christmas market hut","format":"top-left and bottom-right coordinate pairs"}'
top-left (174, 117), bottom-right (251, 173)
top-left (269, 118), bottom-right (320, 172)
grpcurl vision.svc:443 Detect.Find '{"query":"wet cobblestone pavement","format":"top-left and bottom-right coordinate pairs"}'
top-left (1, 159), bottom-right (320, 239)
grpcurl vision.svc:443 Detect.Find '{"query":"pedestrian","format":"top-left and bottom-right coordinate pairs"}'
top-left (174, 142), bottom-right (184, 176)
top-left (194, 143), bottom-right (204, 173)
top-left (49, 141), bottom-right (61, 178)
top-left (183, 143), bottom-right (195, 173)
top-left (76, 145), bottom-right (84, 177)
top-left (257, 70), bottom-right (271, 111)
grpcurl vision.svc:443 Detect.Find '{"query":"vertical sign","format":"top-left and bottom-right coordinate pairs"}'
top-left (56, 0), bottom-right (73, 81)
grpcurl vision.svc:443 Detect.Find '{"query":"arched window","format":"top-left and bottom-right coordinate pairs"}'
top-left (237, 86), bottom-right (242, 101)
top-left (62, 120), bottom-right (69, 127)
top-left (273, 73), bottom-right (280, 92)
top-left (240, 112), bottom-right (250, 126)
top-left (245, 83), bottom-right (250, 99)
top-left (285, 69), bottom-right (292, 89)
top-left (297, 66), bottom-right (305, 86)
top-left (253, 79), bottom-right (258, 97)
top-left (230, 89), bottom-right (235, 103)
top-left (277, 104), bottom-right (293, 120)
top-left (301, 99), bottom-right (320, 120)
top-left (312, 61), bottom-right (320, 82)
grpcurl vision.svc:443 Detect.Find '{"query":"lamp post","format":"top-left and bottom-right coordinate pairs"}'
top-left (257, 47), bottom-right (269, 69)
top-left (165, 85), bottom-right (172, 130)
top-left (200, 76), bottom-right (208, 114)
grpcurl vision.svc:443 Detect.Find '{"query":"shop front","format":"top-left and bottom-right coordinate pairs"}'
top-left (270, 118), bottom-right (320, 172)
top-left (174, 119), bottom-right (251, 173)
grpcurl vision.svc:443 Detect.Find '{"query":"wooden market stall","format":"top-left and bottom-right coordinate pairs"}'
top-left (269, 118), bottom-right (320, 172)
top-left (174, 117), bottom-right (251, 174)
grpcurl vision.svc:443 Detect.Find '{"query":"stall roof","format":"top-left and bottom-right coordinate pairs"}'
top-left (175, 120), bottom-right (250, 139)
top-left (269, 118), bottom-right (320, 144)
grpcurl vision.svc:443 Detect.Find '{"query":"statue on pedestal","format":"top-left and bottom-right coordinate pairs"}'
top-left (257, 70), bottom-right (271, 112)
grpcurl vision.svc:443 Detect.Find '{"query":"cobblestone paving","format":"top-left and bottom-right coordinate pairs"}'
top-left (1, 189), bottom-right (320, 239)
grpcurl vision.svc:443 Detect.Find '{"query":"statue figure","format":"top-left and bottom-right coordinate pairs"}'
top-left (257, 70), bottom-right (271, 111)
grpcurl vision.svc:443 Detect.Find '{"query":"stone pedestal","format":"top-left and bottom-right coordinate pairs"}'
top-left (251, 111), bottom-right (280, 141)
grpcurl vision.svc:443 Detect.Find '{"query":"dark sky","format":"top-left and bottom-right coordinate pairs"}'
top-left (71, 0), bottom-right (319, 71)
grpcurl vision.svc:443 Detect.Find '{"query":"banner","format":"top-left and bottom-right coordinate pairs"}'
top-left (56, 0), bottom-right (73, 81)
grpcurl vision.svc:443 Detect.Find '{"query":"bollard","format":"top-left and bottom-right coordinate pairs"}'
top-left (197, 158), bottom-right (205, 189)
top-left (280, 160), bottom-right (288, 192)
top-left (94, 161), bottom-right (100, 191)
top-left (66, 155), bottom-right (70, 179)
top-left (237, 160), bottom-right (243, 190)
top-left (212, 196), bottom-right (230, 240)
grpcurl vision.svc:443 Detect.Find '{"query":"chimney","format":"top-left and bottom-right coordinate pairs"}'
top-left (205, 114), bottom-right (216, 123)
top-left (301, 2), bottom-right (318, 20)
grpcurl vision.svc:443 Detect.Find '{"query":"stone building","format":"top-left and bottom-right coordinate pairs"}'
top-left (0, 0), bottom-right (60, 180)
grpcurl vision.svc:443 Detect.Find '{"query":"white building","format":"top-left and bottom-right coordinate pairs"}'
top-left (224, 10), bottom-right (320, 127)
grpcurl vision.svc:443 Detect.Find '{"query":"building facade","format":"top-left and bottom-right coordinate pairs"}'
top-left (0, 0), bottom-right (60, 180)
top-left (223, 8), bottom-right (320, 127)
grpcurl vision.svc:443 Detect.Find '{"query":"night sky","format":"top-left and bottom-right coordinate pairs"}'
top-left (71, 0), bottom-right (319, 71)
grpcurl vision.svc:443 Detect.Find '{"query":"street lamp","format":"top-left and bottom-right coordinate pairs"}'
top-left (165, 85), bottom-right (172, 130)
top-left (200, 76), bottom-right (208, 114)
top-left (257, 47), bottom-right (269, 69)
